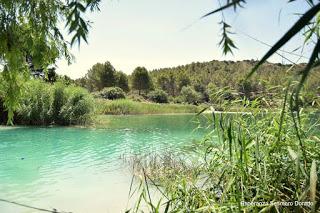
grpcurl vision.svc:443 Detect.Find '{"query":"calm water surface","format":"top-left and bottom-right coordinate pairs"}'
top-left (0, 114), bottom-right (209, 213)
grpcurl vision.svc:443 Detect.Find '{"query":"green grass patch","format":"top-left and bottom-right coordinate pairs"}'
top-left (95, 99), bottom-right (201, 115)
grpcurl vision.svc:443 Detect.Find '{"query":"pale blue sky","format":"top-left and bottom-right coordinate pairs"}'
top-left (57, 0), bottom-right (312, 79)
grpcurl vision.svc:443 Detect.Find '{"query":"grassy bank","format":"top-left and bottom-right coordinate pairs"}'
top-left (95, 99), bottom-right (201, 115)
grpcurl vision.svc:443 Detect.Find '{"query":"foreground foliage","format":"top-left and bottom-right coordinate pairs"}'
top-left (128, 102), bottom-right (320, 212)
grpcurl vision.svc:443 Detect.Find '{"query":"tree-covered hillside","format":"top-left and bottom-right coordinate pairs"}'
top-left (149, 60), bottom-right (320, 107)
top-left (75, 60), bottom-right (320, 108)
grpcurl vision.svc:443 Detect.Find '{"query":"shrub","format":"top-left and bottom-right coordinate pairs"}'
top-left (99, 87), bottom-right (125, 100)
top-left (180, 86), bottom-right (201, 104)
top-left (127, 93), bottom-right (146, 102)
top-left (148, 89), bottom-right (168, 103)
top-left (59, 87), bottom-right (94, 125)
top-left (52, 82), bottom-right (67, 123)
top-left (17, 80), bottom-right (53, 125)
top-left (16, 80), bottom-right (93, 125)
top-left (169, 96), bottom-right (183, 104)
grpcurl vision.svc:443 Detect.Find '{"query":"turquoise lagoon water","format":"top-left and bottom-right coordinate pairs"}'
top-left (0, 114), bottom-right (210, 213)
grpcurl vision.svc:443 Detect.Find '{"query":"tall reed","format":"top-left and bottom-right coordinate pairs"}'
top-left (127, 98), bottom-right (320, 212)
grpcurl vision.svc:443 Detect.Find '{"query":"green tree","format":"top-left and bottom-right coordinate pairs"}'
top-left (177, 72), bottom-right (191, 91)
top-left (157, 75), bottom-right (170, 92)
top-left (132, 67), bottom-right (153, 95)
top-left (0, 0), bottom-right (100, 123)
top-left (156, 72), bottom-right (176, 96)
top-left (86, 61), bottom-right (116, 91)
top-left (116, 71), bottom-right (130, 92)
top-left (166, 73), bottom-right (177, 96)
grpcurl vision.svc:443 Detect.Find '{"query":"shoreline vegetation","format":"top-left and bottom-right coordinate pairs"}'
top-left (1, 59), bottom-right (319, 212)
top-left (0, 64), bottom-right (319, 213)
top-left (1, 59), bottom-right (319, 126)
top-left (95, 99), bottom-right (201, 115)
top-left (126, 106), bottom-right (320, 213)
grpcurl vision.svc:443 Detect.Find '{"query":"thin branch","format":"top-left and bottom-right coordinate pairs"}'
top-left (0, 198), bottom-right (72, 213)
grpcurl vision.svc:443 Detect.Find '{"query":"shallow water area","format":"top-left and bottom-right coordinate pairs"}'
top-left (0, 114), bottom-right (209, 213)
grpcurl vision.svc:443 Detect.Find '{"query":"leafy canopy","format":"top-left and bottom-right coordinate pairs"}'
top-left (0, 0), bottom-right (100, 124)
top-left (80, 61), bottom-right (129, 92)
top-left (131, 67), bottom-right (153, 95)
top-left (85, 61), bottom-right (117, 91)
top-left (116, 71), bottom-right (130, 92)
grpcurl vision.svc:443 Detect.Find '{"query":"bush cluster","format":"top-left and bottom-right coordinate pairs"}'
top-left (180, 86), bottom-right (201, 105)
top-left (16, 80), bottom-right (93, 125)
top-left (98, 87), bottom-right (126, 100)
top-left (148, 89), bottom-right (168, 103)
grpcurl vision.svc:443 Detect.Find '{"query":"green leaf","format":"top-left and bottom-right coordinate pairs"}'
top-left (164, 200), bottom-right (170, 213)
top-left (201, 0), bottom-right (245, 19)
top-left (76, 2), bottom-right (86, 12)
top-left (219, 22), bottom-right (237, 55)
